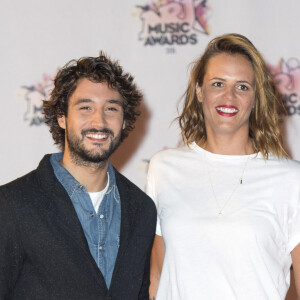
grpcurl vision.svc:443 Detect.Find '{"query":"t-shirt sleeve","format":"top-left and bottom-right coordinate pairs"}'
top-left (287, 188), bottom-right (300, 253)
top-left (146, 158), bottom-right (162, 236)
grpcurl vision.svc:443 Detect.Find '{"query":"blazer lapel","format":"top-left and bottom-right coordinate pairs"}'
top-left (110, 170), bottom-right (140, 285)
top-left (50, 182), bottom-right (93, 258)
top-left (36, 155), bottom-right (108, 290)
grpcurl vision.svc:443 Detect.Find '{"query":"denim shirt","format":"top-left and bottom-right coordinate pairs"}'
top-left (50, 153), bottom-right (121, 288)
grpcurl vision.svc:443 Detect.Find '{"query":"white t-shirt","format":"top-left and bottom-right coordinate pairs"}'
top-left (146, 142), bottom-right (300, 300)
top-left (89, 173), bottom-right (109, 213)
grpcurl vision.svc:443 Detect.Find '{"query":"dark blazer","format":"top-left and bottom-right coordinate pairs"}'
top-left (0, 155), bottom-right (156, 300)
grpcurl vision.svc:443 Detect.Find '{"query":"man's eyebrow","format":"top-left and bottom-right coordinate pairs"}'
top-left (108, 99), bottom-right (123, 106)
top-left (74, 98), bottom-right (93, 105)
top-left (73, 98), bottom-right (123, 106)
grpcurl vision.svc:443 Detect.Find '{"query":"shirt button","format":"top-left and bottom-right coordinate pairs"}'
top-left (100, 214), bottom-right (104, 219)
top-left (99, 246), bottom-right (103, 250)
top-left (79, 185), bottom-right (84, 190)
top-left (90, 212), bottom-right (94, 217)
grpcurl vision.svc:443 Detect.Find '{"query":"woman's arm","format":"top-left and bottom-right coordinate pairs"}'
top-left (149, 234), bottom-right (165, 300)
top-left (291, 243), bottom-right (300, 299)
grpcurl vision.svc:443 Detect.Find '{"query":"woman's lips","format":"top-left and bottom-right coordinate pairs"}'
top-left (215, 105), bottom-right (239, 117)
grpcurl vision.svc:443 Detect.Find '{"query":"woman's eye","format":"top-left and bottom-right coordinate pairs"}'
top-left (212, 82), bottom-right (223, 87)
top-left (238, 85), bottom-right (249, 91)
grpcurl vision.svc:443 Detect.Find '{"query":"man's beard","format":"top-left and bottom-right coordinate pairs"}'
top-left (66, 126), bottom-right (122, 167)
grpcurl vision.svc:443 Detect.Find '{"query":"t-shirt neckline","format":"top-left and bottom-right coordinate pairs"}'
top-left (189, 141), bottom-right (261, 161)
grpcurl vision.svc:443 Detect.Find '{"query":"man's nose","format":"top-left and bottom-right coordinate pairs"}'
top-left (91, 110), bottom-right (106, 127)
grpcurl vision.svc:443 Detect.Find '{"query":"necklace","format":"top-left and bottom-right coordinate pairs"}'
top-left (204, 154), bottom-right (250, 216)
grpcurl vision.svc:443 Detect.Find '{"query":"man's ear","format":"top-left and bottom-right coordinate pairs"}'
top-left (122, 120), bottom-right (126, 130)
top-left (57, 115), bottom-right (66, 130)
top-left (196, 84), bottom-right (203, 103)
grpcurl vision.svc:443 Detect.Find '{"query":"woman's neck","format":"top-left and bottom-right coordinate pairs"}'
top-left (200, 135), bottom-right (255, 155)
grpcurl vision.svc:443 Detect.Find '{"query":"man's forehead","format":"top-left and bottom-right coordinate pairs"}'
top-left (69, 79), bottom-right (123, 101)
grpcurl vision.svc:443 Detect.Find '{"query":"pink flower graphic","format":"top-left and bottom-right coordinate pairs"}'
top-left (269, 58), bottom-right (300, 116)
top-left (137, 0), bottom-right (211, 44)
top-left (22, 73), bottom-right (55, 125)
top-left (269, 58), bottom-right (300, 95)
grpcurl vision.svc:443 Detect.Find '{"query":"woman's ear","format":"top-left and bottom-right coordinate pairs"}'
top-left (196, 84), bottom-right (202, 103)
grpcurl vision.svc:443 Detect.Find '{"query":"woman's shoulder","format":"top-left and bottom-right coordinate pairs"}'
top-left (149, 144), bottom-right (194, 166)
top-left (267, 155), bottom-right (300, 176)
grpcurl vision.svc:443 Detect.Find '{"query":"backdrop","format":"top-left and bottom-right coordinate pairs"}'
top-left (1, 0), bottom-right (300, 298)
top-left (1, 0), bottom-right (300, 190)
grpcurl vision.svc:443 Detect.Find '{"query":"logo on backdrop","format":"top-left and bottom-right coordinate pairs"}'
top-left (136, 0), bottom-right (211, 49)
top-left (269, 58), bottom-right (300, 116)
top-left (19, 73), bottom-right (54, 126)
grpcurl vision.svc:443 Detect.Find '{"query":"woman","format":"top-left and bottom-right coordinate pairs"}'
top-left (147, 33), bottom-right (300, 300)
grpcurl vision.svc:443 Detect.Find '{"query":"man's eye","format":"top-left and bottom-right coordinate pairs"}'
top-left (107, 107), bottom-right (118, 111)
top-left (212, 82), bottom-right (223, 87)
top-left (80, 106), bottom-right (91, 110)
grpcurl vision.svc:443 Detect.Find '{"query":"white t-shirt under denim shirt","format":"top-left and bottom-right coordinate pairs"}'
top-left (89, 173), bottom-right (109, 214)
top-left (146, 142), bottom-right (300, 300)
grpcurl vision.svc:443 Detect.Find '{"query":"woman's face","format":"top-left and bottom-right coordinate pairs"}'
top-left (196, 53), bottom-right (255, 140)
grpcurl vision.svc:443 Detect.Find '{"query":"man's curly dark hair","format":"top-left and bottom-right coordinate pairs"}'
top-left (43, 52), bottom-right (143, 150)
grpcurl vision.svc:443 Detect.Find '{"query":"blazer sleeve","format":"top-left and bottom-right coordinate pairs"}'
top-left (138, 237), bottom-right (153, 300)
top-left (0, 188), bottom-right (23, 299)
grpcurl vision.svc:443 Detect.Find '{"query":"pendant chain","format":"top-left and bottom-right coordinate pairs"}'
top-left (204, 155), bottom-right (250, 216)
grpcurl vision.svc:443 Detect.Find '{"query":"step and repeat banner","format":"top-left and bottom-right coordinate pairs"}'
top-left (1, 0), bottom-right (300, 192)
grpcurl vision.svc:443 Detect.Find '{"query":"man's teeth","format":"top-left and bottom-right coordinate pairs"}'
top-left (216, 107), bottom-right (238, 113)
top-left (86, 133), bottom-right (108, 139)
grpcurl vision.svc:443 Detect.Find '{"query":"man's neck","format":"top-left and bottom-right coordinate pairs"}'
top-left (60, 152), bottom-right (109, 193)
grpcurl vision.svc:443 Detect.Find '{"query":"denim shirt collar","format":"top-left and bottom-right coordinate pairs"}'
top-left (50, 153), bottom-right (117, 199)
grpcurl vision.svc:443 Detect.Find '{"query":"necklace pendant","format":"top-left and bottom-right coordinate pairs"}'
top-left (205, 153), bottom-right (250, 218)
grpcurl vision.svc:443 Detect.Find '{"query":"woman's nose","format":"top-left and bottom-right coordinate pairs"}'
top-left (224, 86), bottom-right (235, 101)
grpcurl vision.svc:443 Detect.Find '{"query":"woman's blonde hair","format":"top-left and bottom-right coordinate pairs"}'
top-left (178, 33), bottom-right (286, 159)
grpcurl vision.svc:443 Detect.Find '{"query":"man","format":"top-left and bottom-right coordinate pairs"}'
top-left (0, 53), bottom-right (156, 299)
